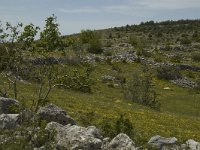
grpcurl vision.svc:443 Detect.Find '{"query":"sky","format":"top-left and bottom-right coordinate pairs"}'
top-left (0, 0), bottom-right (200, 35)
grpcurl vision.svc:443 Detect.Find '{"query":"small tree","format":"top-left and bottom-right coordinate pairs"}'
top-left (18, 23), bottom-right (40, 50)
top-left (80, 29), bottom-right (103, 54)
top-left (40, 14), bottom-right (63, 51)
top-left (0, 22), bottom-right (23, 99)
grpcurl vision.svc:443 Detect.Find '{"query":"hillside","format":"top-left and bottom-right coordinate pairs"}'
top-left (0, 18), bottom-right (200, 149)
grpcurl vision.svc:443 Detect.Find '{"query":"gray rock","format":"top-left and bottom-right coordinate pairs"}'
top-left (170, 78), bottom-right (197, 88)
top-left (101, 137), bottom-right (110, 149)
top-left (181, 144), bottom-right (187, 150)
top-left (33, 146), bottom-right (45, 150)
top-left (46, 122), bottom-right (103, 150)
top-left (0, 114), bottom-right (20, 129)
top-left (21, 108), bottom-right (36, 123)
top-left (0, 97), bottom-right (19, 114)
top-left (37, 103), bottom-right (76, 125)
top-left (102, 75), bottom-right (116, 82)
top-left (106, 133), bottom-right (136, 150)
top-left (148, 135), bottom-right (178, 149)
top-left (186, 139), bottom-right (200, 150)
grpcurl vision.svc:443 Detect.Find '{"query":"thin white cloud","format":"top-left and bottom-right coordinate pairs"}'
top-left (105, 5), bottom-right (131, 11)
top-left (58, 8), bottom-right (99, 14)
top-left (134, 0), bottom-right (200, 9)
top-left (59, 5), bottom-right (138, 16)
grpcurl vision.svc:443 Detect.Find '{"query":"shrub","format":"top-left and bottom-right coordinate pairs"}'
top-left (87, 37), bottom-right (103, 54)
top-left (129, 35), bottom-right (140, 47)
top-left (170, 54), bottom-right (181, 63)
top-left (194, 77), bottom-right (200, 94)
top-left (103, 51), bottom-right (112, 56)
top-left (124, 72), bottom-right (160, 110)
top-left (57, 66), bottom-right (94, 93)
top-left (153, 55), bottom-right (163, 62)
top-left (191, 52), bottom-right (200, 62)
top-left (100, 114), bottom-right (134, 139)
top-left (156, 65), bottom-right (181, 80)
top-left (80, 30), bottom-right (96, 44)
top-left (180, 37), bottom-right (191, 45)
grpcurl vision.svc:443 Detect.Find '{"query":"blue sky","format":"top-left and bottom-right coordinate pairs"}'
top-left (1, 0), bottom-right (200, 35)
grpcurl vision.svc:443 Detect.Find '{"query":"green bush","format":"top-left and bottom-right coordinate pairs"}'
top-left (100, 114), bottom-right (134, 139)
top-left (80, 30), bottom-right (96, 44)
top-left (191, 52), bottom-right (200, 62)
top-left (170, 55), bottom-right (181, 63)
top-left (129, 35), bottom-right (140, 47)
top-left (80, 30), bottom-right (103, 54)
top-left (87, 37), bottom-right (103, 54)
top-left (156, 65), bottom-right (181, 80)
top-left (124, 72), bottom-right (160, 110)
top-left (180, 37), bottom-right (191, 45)
top-left (57, 66), bottom-right (94, 93)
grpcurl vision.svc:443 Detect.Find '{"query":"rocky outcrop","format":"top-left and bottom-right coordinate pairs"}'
top-left (0, 97), bottom-right (19, 114)
top-left (170, 78), bottom-right (197, 88)
top-left (186, 139), bottom-right (200, 150)
top-left (0, 114), bottom-right (20, 129)
top-left (46, 122), bottom-right (103, 150)
top-left (37, 103), bottom-right (76, 125)
top-left (148, 135), bottom-right (178, 149)
top-left (178, 64), bottom-right (200, 72)
top-left (106, 133), bottom-right (136, 150)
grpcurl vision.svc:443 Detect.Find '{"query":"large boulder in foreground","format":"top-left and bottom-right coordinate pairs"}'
top-left (0, 97), bottom-right (19, 114)
top-left (37, 103), bottom-right (76, 125)
top-left (148, 135), bottom-right (178, 149)
top-left (106, 133), bottom-right (136, 150)
top-left (46, 122), bottom-right (103, 150)
top-left (186, 139), bottom-right (200, 150)
top-left (0, 114), bottom-right (20, 129)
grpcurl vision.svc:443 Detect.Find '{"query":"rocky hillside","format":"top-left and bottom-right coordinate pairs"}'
top-left (0, 97), bottom-right (200, 150)
top-left (0, 18), bottom-right (200, 149)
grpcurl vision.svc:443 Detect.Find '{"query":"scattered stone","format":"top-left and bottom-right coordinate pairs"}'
top-left (0, 97), bottom-right (19, 114)
top-left (37, 103), bottom-right (76, 125)
top-left (101, 137), bottom-right (110, 149)
top-left (163, 87), bottom-right (171, 90)
top-left (0, 114), bottom-right (20, 129)
top-left (21, 109), bottom-right (36, 123)
top-left (170, 78), bottom-right (197, 88)
top-left (46, 122), bottom-right (103, 150)
top-left (106, 133), bottom-right (136, 150)
top-left (181, 144), bottom-right (187, 150)
top-left (148, 135), bottom-right (178, 149)
top-left (178, 64), bottom-right (200, 72)
top-left (186, 139), bottom-right (200, 150)
top-left (101, 75), bottom-right (116, 82)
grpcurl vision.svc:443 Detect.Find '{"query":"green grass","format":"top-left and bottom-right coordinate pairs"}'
top-left (1, 62), bottom-right (200, 145)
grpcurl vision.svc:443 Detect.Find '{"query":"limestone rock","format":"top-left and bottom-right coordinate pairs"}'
top-left (148, 135), bottom-right (178, 149)
top-left (0, 97), bottom-right (19, 114)
top-left (46, 122), bottom-right (103, 150)
top-left (37, 103), bottom-right (76, 125)
top-left (186, 139), bottom-right (200, 150)
top-left (0, 114), bottom-right (20, 129)
top-left (106, 133), bottom-right (136, 150)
